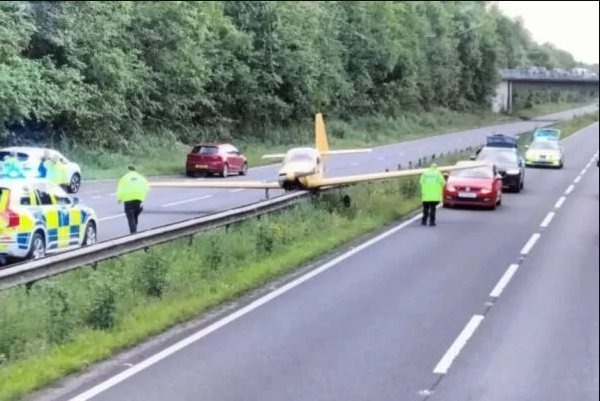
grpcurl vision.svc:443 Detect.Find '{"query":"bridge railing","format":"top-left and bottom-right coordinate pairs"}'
top-left (501, 69), bottom-right (599, 81)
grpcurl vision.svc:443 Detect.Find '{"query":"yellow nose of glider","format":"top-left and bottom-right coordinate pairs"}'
top-left (286, 171), bottom-right (295, 181)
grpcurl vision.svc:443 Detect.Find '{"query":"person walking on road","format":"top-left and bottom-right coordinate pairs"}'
top-left (419, 162), bottom-right (446, 226)
top-left (117, 165), bottom-right (149, 234)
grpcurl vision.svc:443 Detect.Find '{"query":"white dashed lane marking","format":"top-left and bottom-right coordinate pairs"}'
top-left (160, 195), bottom-right (212, 208)
top-left (489, 264), bottom-right (520, 298)
top-left (433, 315), bottom-right (485, 375)
top-left (564, 184), bottom-right (574, 195)
top-left (540, 211), bottom-right (555, 228)
top-left (555, 196), bottom-right (566, 209)
top-left (520, 233), bottom-right (541, 256)
top-left (98, 214), bottom-right (125, 222)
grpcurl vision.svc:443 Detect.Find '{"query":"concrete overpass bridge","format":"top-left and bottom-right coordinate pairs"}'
top-left (493, 69), bottom-right (599, 113)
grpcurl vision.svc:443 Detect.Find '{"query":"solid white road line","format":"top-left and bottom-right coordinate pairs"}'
top-left (520, 233), bottom-right (541, 256)
top-left (433, 315), bottom-right (485, 375)
top-left (68, 211), bottom-right (431, 401)
top-left (99, 214), bottom-right (125, 222)
top-left (540, 211), bottom-right (556, 228)
top-left (555, 196), bottom-right (566, 209)
top-left (230, 189), bottom-right (245, 193)
top-left (490, 264), bottom-right (519, 298)
top-left (565, 184), bottom-right (575, 195)
top-left (160, 195), bottom-right (212, 208)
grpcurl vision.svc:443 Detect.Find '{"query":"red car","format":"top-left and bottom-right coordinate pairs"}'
top-left (185, 143), bottom-right (248, 177)
top-left (442, 161), bottom-right (503, 209)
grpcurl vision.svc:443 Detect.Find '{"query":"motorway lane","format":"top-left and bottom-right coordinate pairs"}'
top-left (81, 104), bottom-right (598, 241)
top-left (47, 124), bottom-right (599, 400)
top-left (429, 152), bottom-right (599, 401)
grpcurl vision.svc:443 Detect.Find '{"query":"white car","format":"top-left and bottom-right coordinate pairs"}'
top-left (0, 146), bottom-right (83, 193)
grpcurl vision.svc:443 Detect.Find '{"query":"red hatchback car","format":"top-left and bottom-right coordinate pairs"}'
top-left (185, 143), bottom-right (248, 177)
top-left (442, 161), bottom-right (503, 210)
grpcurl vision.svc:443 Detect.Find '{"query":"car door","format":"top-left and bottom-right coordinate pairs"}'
top-left (32, 182), bottom-right (60, 251)
top-left (222, 145), bottom-right (240, 172)
top-left (227, 146), bottom-right (243, 171)
top-left (44, 182), bottom-right (82, 247)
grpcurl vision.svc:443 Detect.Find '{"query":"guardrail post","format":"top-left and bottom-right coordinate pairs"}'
top-left (431, 153), bottom-right (436, 160)
top-left (188, 234), bottom-right (195, 246)
top-left (397, 163), bottom-right (401, 170)
top-left (385, 168), bottom-right (389, 172)
top-left (408, 161), bottom-right (413, 169)
top-left (265, 188), bottom-right (270, 200)
top-left (25, 280), bottom-right (36, 294)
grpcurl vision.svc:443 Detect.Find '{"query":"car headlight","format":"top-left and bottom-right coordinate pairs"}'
top-left (480, 187), bottom-right (492, 194)
top-left (507, 169), bottom-right (520, 175)
top-left (447, 185), bottom-right (456, 191)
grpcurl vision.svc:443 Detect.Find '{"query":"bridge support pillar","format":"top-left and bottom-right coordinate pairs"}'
top-left (492, 80), bottom-right (513, 113)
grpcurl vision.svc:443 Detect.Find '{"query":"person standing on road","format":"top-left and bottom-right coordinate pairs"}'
top-left (117, 165), bottom-right (149, 234)
top-left (419, 162), bottom-right (446, 227)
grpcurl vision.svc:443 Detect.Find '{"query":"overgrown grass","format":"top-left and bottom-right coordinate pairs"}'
top-left (0, 149), bottom-right (473, 401)
top-left (68, 101), bottom-right (589, 180)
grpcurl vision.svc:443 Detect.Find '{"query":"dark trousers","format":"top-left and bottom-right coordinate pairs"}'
top-left (422, 201), bottom-right (439, 225)
top-left (124, 200), bottom-right (143, 234)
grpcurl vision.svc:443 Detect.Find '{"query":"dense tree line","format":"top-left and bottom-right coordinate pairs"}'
top-left (0, 1), bottom-right (593, 150)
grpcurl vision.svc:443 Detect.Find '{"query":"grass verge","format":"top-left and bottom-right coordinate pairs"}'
top-left (70, 101), bottom-right (591, 180)
top-left (0, 149), bottom-right (473, 401)
top-left (0, 111), bottom-right (597, 400)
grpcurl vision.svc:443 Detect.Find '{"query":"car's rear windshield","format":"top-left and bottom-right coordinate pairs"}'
top-left (0, 151), bottom-right (29, 161)
top-left (191, 146), bottom-right (219, 155)
top-left (529, 140), bottom-right (559, 150)
top-left (478, 148), bottom-right (518, 164)
top-left (450, 166), bottom-right (494, 179)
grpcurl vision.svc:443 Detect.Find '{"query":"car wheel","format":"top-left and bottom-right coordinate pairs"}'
top-left (239, 162), bottom-right (248, 176)
top-left (82, 222), bottom-right (97, 246)
top-left (221, 164), bottom-right (229, 177)
top-left (68, 173), bottom-right (81, 193)
top-left (26, 232), bottom-right (46, 260)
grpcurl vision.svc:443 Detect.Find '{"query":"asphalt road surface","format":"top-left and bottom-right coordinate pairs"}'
top-left (40, 122), bottom-right (598, 400)
top-left (78, 104), bottom-right (598, 242)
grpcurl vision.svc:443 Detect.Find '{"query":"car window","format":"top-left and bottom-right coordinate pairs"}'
top-left (0, 151), bottom-right (29, 162)
top-left (34, 184), bottom-right (54, 206)
top-left (450, 166), bottom-right (494, 179)
top-left (477, 148), bottom-right (518, 164)
top-left (191, 145), bottom-right (219, 155)
top-left (16, 185), bottom-right (33, 206)
top-left (45, 182), bottom-right (72, 205)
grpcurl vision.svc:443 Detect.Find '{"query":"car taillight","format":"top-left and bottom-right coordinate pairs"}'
top-left (6, 209), bottom-right (20, 227)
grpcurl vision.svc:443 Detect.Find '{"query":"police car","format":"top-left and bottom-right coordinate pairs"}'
top-left (0, 146), bottom-right (83, 193)
top-left (471, 134), bottom-right (526, 193)
top-left (0, 177), bottom-right (98, 264)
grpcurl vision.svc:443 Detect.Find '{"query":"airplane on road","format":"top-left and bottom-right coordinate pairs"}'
top-left (150, 113), bottom-right (484, 194)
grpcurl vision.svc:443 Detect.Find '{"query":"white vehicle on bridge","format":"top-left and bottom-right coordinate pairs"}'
top-left (0, 146), bottom-right (83, 193)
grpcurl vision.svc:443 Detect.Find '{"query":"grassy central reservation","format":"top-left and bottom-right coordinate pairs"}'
top-left (0, 110), bottom-right (597, 401)
top-left (75, 101), bottom-right (592, 180)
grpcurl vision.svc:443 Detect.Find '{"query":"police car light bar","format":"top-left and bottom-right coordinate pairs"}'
top-left (485, 133), bottom-right (518, 148)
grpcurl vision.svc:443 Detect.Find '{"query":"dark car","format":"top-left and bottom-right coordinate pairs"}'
top-left (473, 146), bottom-right (525, 193)
top-left (185, 143), bottom-right (248, 177)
